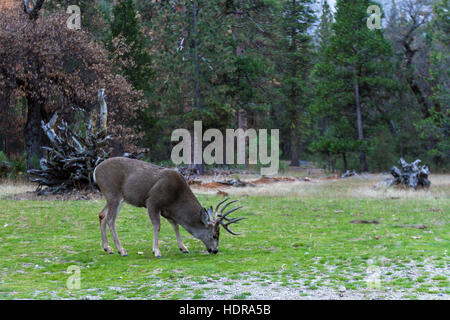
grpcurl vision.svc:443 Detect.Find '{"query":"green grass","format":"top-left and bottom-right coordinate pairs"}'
top-left (232, 292), bottom-right (252, 299)
top-left (0, 184), bottom-right (448, 299)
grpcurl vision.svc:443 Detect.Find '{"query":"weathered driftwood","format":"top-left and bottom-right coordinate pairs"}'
top-left (216, 179), bottom-right (251, 187)
top-left (27, 89), bottom-right (113, 194)
top-left (341, 169), bottom-right (358, 178)
top-left (174, 165), bottom-right (199, 183)
top-left (27, 113), bottom-right (112, 195)
top-left (388, 158), bottom-right (430, 189)
top-left (28, 89), bottom-right (144, 195)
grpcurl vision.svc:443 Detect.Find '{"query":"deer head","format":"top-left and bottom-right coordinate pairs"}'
top-left (200, 198), bottom-right (247, 254)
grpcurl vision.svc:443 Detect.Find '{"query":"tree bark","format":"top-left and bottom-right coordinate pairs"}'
top-left (25, 95), bottom-right (47, 169)
top-left (237, 109), bottom-right (248, 166)
top-left (403, 30), bottom-right (438, 118)
top-left (193, 0), bottom-right (200, 111)
top-left (190, 0), bottom-right (204, 175)
top-left (342, 152), bottom-right (348, 172)
top-left (354, 74), bottom-right (368, 172)
top-left (289, 0), bottom-right (300, 167)
top-left (290, 127), bottom-right (300, 167)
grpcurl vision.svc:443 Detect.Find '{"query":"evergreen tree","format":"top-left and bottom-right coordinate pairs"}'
top-left (313, 0), bottom-right (396, 172)
top-left (316, 0), bottom-right (333, 47)
top-left (138, 1), bottom-right (278, 163)
top-left (107, 0), bottom-right (153, 92)
top-left (416, 0), bottom-right (450, 166)
top-left (276, 0), bottom-right (315, 166)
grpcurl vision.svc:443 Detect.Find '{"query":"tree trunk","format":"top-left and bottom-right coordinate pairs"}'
top-left (342, 152), bottom-right (348, 172)
top-left (403, 41), bottom-right (436, 117)
top-left (237, 109), bottom-right (248, 166)
top-left (189, 0), bottom-right (204, 175)
top-left (290, 128), bottom-right (300, 167)
top-left (193, 0), bottom-right (200, 111)
top-left (354, 74), bottom-right (368, 172)
top-left (25, 95), bottom-right (47, 170)
top-left (289, 0), bottom-right (299, 167)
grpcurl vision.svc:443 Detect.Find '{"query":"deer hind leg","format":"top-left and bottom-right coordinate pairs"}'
top-left (167, 218), bottom-right (189, 253)
top-left (99, 205), bottom-right (113, 254)
top-left (106, 198), bottom-right (127, 256)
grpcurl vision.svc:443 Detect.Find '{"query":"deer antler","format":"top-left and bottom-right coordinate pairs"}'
top-left (214, 198), bottom-right (246, 235)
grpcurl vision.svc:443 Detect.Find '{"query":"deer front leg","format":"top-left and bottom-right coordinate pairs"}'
top-left (167, 219), bottom-right (189, 253)
top-left (147, 206), bottom-right (162, 257)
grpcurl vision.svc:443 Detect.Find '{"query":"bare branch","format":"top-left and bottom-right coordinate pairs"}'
top-left (23, 0), bottom-right (45, 20)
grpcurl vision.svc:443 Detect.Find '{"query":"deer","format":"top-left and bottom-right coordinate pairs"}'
top-left (93, 157), bottom-right (246, 257)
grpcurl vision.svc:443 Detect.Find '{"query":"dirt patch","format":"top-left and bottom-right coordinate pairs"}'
top-left (252, 176), bottom-right (296, 184)
top-left (197, 182), bottom-right (231, 189)
top-left (393, 224), bottom-right (427, 230)
top-left (187, 180), bottom-right (202, 186)
top-left (322, 175), bottom-right (341, 180)
top-left (350, 220), bottom-right (380, 224)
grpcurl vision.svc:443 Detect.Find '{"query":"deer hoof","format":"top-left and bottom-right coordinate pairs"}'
top-left (118, 250), bottom-right (128, 257)
top-left (104, 247), bottom-right (114, 254)
top-left (153, 250), bottom-right (162, 258)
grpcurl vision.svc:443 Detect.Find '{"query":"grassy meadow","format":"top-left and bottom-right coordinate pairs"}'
top-left (0, 175), bottom-right (448, 299)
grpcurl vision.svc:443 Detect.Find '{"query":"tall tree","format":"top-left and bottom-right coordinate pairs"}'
top-left (314, 0), bottom-right (396, 172)
top-left (276, 0), bottom-right (315, 166)
top-left (137, 0), bottom-right (277, 163)
top-left (416, 0), bottom-right (450, 166)
top-left (316, 0), bottom-right (333, 47)
top-left (397, 0), bottom-right (434, 118)
top-left (107, 0), bottom-right (153, 92)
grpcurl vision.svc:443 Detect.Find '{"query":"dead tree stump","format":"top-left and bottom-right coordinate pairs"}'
top-left (389, 158), bottom-right (431, 189)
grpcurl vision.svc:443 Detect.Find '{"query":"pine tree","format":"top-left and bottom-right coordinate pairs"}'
top-left (428, 0), bottom-right (449, 110)
top-left (317, 0), bottom-right (333, 47)
top-left (416, 0), bottom-right (450, 166)
top-left (313, 0), bottom-right (396, 172)
top-left (138, 1), bottom-right (278, 163)
top-left (276, 0), bottom-right (315, 166)
top-left (107, 0), bottom-right (153, 92)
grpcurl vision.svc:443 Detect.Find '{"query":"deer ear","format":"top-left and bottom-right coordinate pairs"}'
top-left (200, 208), bottom-right (210, 226)
top-left (207, 206), bottom-right (213, 219)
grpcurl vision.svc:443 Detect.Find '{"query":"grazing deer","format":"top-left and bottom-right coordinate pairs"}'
top-left (93, 157), bottom-right (246, 257)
